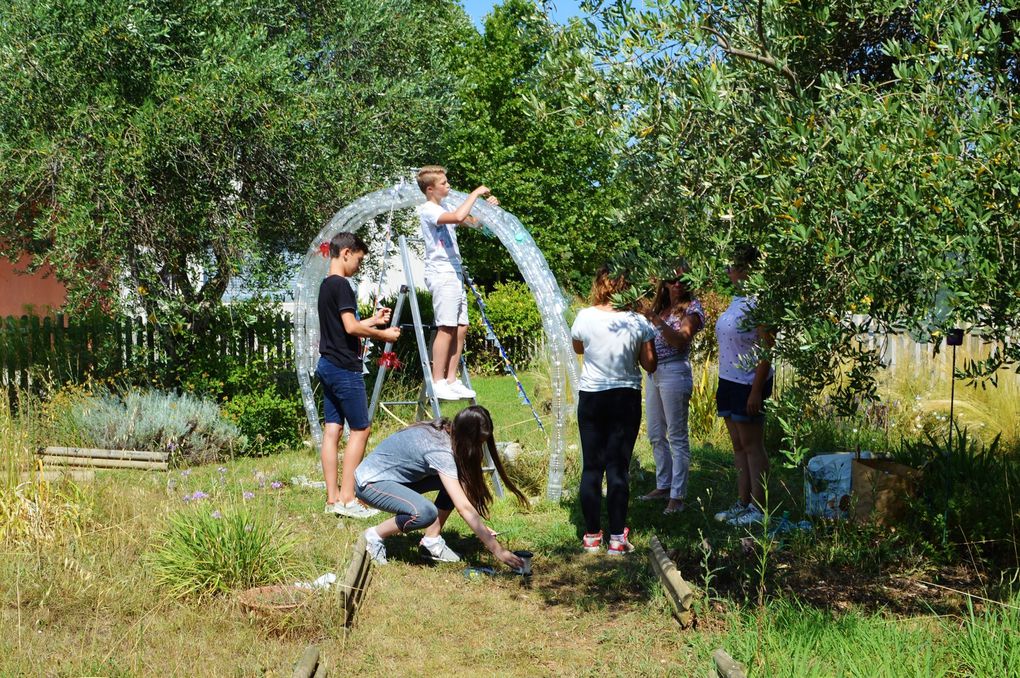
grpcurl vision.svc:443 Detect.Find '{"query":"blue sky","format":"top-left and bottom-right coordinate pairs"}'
top-left (460, 0), bottom-right (584, 28)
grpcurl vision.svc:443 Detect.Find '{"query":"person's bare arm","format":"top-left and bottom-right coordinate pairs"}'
top-left (639, 339), bottom-right (657, 374)
top-left (746, 327), bottom-right (775, 416)
top-left (653, 313), bottom-right (702, 352)
top-left (341, 310), bottom-right (400, 343)
top-left (437, 187), bottom-right (498, 225)
top-left (439, 474), bottom-right (523, 569)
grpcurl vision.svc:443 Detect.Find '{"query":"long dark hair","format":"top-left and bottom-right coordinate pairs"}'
top-left (651, 268), bottom-right (694, 317)
top-left (447, 406), bottom-right (529, 517)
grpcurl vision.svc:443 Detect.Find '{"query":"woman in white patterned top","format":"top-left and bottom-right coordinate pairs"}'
top-left (713, 244), bottom-right (775, 527)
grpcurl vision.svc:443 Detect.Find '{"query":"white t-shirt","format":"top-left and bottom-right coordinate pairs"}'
top-left (571, 307), bottom-right (655, 392)
top-left (715, 295), bottom-right (774, 385)
top-left (417, 200), bottom-right (463, 278)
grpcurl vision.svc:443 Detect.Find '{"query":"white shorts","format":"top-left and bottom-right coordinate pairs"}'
top-left (426, 274), bottom-right (468, 327)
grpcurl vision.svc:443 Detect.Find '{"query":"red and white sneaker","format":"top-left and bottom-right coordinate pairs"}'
top-left (607, 528), bottom-right (635, 556)
top-left (582, 531), bottom-right (603, 553)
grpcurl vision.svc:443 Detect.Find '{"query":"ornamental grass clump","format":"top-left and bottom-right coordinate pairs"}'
top-left (1, 393), bottom-right (93, 547)
top-left (148, 505), bottom-right (298, 600)
top-left (63, 388), bottom-right (245, 464)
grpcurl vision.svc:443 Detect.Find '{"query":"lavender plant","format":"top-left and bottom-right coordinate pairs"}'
top-left (62, 389), bottom-right (246, 464)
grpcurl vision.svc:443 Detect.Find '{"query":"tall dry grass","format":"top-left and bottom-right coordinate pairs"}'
top-left (878, 338), bottom-right (1020, 445)
top-left (0, 395), bottom-right (92, 547)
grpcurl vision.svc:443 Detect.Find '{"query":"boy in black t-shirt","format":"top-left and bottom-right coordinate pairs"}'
top-left (316, 232), bottom-right (401, 518)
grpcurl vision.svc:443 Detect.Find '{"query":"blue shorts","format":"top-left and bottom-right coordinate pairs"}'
top-left (316, 357), bottom-right (370, 430)
top-left (716, 377), bottom-right (773, 423)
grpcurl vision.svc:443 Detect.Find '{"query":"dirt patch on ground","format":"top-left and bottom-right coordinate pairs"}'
top-left (668, 540), bottom-right (989, 617)
top-left (775, 562), bottom-right (986, 615)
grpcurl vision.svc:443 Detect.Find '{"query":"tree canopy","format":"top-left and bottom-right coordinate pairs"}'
top-left (551, 0), bottom-right (1020, 404)
top-left (0, 0), bottom-right (472, 338)
top-left (442, 0), bottom-right (632, 292)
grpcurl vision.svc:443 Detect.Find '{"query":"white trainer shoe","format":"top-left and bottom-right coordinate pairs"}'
top-left (728, 505), bottom-right (765, 527)
top-left (419, 537), bottom-right (461, 563)
top-left (714, 501), bottom-right (749, 523)
top-left (432, 380), bottom-right (462, 401)
top-left (447, 379), bottom-right (477, 399)
top-left (326, 500), bottom-right (380, 519)
top-left (365, 535), bottom-right (388, 565)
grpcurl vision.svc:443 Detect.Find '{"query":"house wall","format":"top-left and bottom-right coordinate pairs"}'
top-left (0, 253), bottom-right (67, 316)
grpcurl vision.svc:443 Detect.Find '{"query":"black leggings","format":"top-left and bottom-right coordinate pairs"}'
top-left (578, 388), bottom-right (642, 535)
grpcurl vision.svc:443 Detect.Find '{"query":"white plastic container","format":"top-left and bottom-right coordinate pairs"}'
top-left (804, 452), bottom-right (871, 519)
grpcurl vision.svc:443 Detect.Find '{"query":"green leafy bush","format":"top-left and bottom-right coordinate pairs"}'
top-left (222, 389), bottom-right (302, 455)
top-left (468, 281), bottom-right (544, 375)
top-left (61, 389), bottom-right (245, 464)
top-left (895, 425), bottom-right (1020, 567)
top-left (148, 505), bottom-right (298, 600)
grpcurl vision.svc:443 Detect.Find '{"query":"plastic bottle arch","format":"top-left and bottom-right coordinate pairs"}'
top-left (293, 180), bottom-right (579, 501)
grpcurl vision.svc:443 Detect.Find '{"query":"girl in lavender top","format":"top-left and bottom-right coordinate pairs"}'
top-left (639, 262), bottom-right (705, 514)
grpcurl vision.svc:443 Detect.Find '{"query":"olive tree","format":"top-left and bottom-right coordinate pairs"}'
top-left (552, 0), bottom-right (1019, 407)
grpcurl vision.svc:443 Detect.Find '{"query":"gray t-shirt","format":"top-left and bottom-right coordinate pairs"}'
top-left (354, 425), bottom-right (458, 486)
top-left (571, 307), bottom-right (655, 391)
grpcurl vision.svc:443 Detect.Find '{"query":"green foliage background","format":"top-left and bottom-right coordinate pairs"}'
top-left (1, 0), bottom-right (1018, 414)
top-left (550, 0), bottom-right (1020, 406)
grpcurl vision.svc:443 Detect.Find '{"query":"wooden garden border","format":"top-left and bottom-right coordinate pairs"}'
top-left (712, 648), bottom-right (747, 678)
top-left (648, 534), bottom-right (695, 627)
top-left (340, 533), bottom-right (373, 628)
top-left (37, 446), bottom-right (168, 471)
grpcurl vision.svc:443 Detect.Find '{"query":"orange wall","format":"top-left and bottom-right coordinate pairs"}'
top-left (0, 253), bottom-right (67, 317)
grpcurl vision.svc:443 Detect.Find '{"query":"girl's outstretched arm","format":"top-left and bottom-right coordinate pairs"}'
top-left (439, 474), bottom-right (523, 569)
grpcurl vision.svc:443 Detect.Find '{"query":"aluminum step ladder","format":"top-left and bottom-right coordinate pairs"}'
top-left (366, 235), bottom-right (503, 497)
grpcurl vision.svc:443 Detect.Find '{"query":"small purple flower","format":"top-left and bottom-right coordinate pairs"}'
top-left (180, 469), bottom-right (191, 478)
top-left (185, 490), bottom-right (209, 502)
top-left (211, 510), bottom-right (222, 519)
top-left (167, 441), bottom-right (178, 451)
top-left (182, 494), bottom-right (192, 503)
top-left (243, 491), bottom-right (255, 500)
top-left (270, 481), bottom-right (284, 490)
top-left (244, 524), bottom-right (253, 533)
top-left (217, 466), bottom-right (228, 474)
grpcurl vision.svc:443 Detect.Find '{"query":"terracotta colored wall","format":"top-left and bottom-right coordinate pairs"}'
top-left (0, 253), bottom-right (67, 316)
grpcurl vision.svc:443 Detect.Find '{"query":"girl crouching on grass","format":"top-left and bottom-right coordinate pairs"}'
top-left (354, 405), bottom-right (527, 569)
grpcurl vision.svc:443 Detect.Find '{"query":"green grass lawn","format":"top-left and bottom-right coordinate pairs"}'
top-left (2, 374), bottom-right (1017, 676)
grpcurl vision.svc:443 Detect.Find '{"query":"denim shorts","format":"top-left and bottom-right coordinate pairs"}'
top-left (716, 377), bottom-right (773, 423)
top-left (316, 356), bottom-right (370, 430)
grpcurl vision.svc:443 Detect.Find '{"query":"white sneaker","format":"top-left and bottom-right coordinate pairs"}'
top-left (365, 535), bottom-right (388, 565)
top-left (418, 537), bottom-right (461, 563)
top-left (327, 500), bottom-right (380, 519)
top-left (447, 379), bottom-right (477, 399)
top-left (728, 505), bottom-right (765, 527)
top-left (432, 380), bottom-right (462, 401)
top-left (714, 501), bottom-right (749, 523)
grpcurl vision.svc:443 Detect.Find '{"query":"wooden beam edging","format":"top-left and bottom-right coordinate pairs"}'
top-left (648, 534), bottom-right (695, 628)
top-left (712, 648), bottom-right (747, 678)
top-left (42, 446), bottom-right (169, 462)
top-left (341, 533), bottom-right (373, 628)
top-left (291, 645), bottom-right (320, 678)
top-left (40, 455), bottom-right (168, 471)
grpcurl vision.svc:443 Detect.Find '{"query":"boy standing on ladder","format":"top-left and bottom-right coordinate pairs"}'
top-left (318, 232), bottom-right (402, 518)
top-left (416, 165), bottom-right (498, 401)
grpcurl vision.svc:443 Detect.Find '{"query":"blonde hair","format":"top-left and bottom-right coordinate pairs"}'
top-left (589, 266), bottom-right (629, 306)
top-left (417, 165), bottom-right (447, 194)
